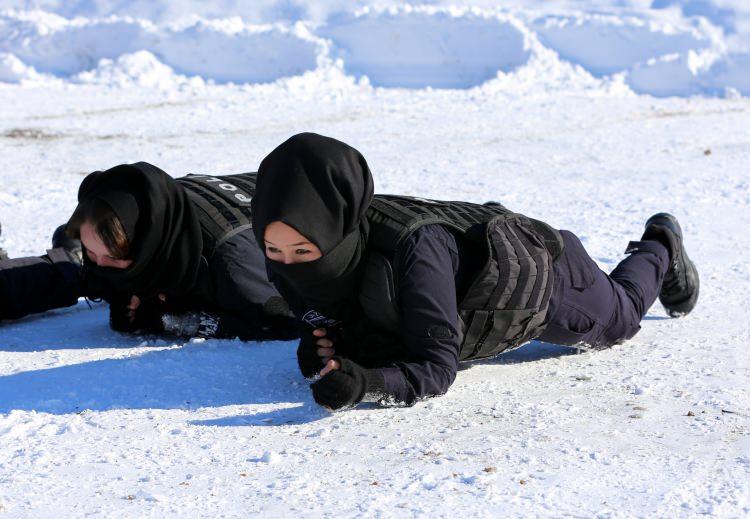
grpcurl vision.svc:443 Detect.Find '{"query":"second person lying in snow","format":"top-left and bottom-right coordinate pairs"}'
top-left (251, 132), bottom-right (699, 410)
top-left (66, 163), bottom-right (298, 340)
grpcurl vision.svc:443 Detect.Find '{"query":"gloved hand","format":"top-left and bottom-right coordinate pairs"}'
top-left (108, 301), bottom-right (133, 332)
top-left (297, 335), bottom-right (322, 379)
top-left (162, 311), bottom-right (220, 338)
top-left (297, 328), bottom-right (332, 379)
top-left (109, 295), bottom-right (165, 333)
top-left (311, 357), bottom-right (385, 411)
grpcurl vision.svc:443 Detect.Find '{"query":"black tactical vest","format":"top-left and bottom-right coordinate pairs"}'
top-left (360, 195), bottom-right (564, 361)
top-left (176, 173), bottom-right (256, 258)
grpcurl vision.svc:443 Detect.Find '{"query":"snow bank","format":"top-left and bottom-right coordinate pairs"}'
top-left (532, 14), bottom-right (716, 76)
top-left (319, 7), bottom-right (531, 89)
top-left (0, 3), bottom-right (748, 96)
top-left (0, 11), bottom-right (322, 84)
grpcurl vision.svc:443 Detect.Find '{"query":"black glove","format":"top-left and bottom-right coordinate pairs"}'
top-left (108, 301), bottom-right (133, 332)
top-left (311, 357), bottom-right (385, 411)
top-left (108, 296), bottom-right (165, 334)
top-left (297, 332), bottom-right (324, 379)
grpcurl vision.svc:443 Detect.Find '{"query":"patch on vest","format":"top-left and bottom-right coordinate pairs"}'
top-left (428, 325), bottom-right (453, 340)
top-left (301, 310), bottom-right (341, 329)
top-left (183, 174), bottom-right (253, 207)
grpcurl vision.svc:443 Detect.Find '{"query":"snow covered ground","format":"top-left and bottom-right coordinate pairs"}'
top-left (1, 1), bottom-right (749, 517)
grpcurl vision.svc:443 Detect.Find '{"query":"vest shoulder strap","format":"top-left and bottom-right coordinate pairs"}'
top-left (367, 195), bottom-right (514, 254)
top-left (177, 173), bottom-right (257, 258)
top-left (368, 195), bottom-right (563, 260)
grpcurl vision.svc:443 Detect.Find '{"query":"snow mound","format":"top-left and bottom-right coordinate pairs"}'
top-left (0, 52), bottom-right (41, 83)
top-left (74, 50), bottom-right (204, 89)
top-left (319, 7), bottom-right (531, 89)
top-left (481, 44), bottom-right (632, 98)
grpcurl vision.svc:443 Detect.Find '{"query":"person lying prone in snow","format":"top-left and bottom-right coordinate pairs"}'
top-left (250, 132), bottom-right (699, 410)
top-left (0, 163), bottom-right (300, 342)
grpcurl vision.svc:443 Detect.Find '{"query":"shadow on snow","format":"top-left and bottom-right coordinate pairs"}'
top-left (191, 404), bottom-right (330, 427)
top-left (0, 302), bottom-right (148, 352)
top-left (1, 307), bottom-right (582, 421)
top-left (0, 335), bottom-right (327, 425)
top-left (463, 340), bottom-right (578, 369)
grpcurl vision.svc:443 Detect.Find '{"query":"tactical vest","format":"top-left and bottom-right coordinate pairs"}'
top-left (176, 173), bottom-right (256, 258)
top-left (177, 172), bottom-right (294, 324)
top-left (360, 195), bottom-right (564, 362)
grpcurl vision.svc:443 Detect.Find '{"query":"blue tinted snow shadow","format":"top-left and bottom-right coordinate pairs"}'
top-left (468, 340), bottom-right (578, 367)
top-left (191, 404), bottom-right (329, 427)
top-left (0, 302), bottom-right (146, 352)
top-left (0, 339), bottom-right (321, 421)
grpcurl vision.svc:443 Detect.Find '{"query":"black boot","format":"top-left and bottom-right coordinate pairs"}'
top-left (0, 222), bottom-right (8, 260)
top-left (642, 213), bottom-right (699, 317)
top-left (52, 224), bottom-right (83, 266)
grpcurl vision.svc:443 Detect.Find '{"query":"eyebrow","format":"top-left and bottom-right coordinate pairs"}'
top-left (264, 240), bottom-right (313, 247)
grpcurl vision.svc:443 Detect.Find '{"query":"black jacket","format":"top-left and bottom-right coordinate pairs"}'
top-left (277, 223), bottom-right (466, 404)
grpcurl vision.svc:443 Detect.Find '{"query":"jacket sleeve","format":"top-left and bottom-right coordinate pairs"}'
top-left (372, 225), bottom-right (462, 405)
top-left (0, 249), bottom-right (81, 320)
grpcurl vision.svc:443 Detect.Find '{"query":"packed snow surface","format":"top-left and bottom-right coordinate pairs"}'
top-left (1, 1), bottom-right (749, 517)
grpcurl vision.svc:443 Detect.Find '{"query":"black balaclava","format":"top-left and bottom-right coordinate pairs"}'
top-left (72, 162), bottom-right (204, 299)
top-left (252, 133), bottom-right (374, 321)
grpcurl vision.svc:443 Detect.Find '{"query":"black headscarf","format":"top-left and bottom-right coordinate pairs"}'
top-left (252, 133), bottom-right (374, 320)
top-left (72, 162), bottom-right (204, 299)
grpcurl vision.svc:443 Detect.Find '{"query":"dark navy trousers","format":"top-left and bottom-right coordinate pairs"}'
top-left (538, 230), bottom-right (669, 348)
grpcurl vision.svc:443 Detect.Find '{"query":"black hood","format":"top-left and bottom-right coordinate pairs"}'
top-left (72, 162), bottom-right (204, 299)
top-left (251, 133), bottom-right (374, 320)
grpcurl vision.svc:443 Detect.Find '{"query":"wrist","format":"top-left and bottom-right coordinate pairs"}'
top-left (363, 369), bottom-right (385, 398)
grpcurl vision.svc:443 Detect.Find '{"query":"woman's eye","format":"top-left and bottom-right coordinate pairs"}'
top-left (295, 249), bottom-right (311, 255)
top-left (266, 246), bottom-right (281, 254)
top-left (86, 249), bottom-right (97, 261)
